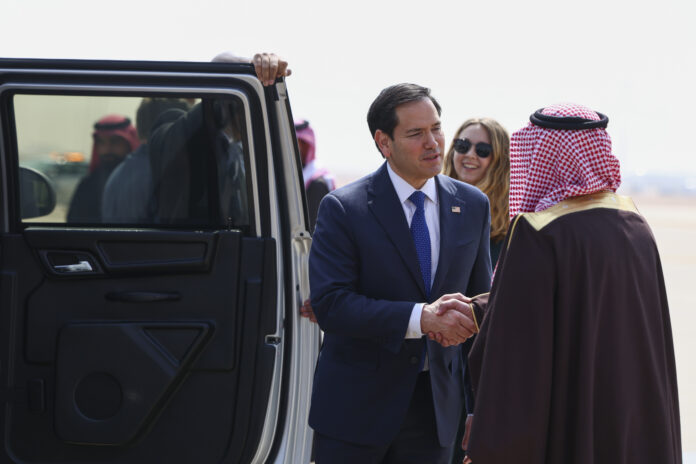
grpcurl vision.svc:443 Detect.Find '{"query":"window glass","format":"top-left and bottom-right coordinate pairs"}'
top-left (15, 94), bottom-right (251, 230)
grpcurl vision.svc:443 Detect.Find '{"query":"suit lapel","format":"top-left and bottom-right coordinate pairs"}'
top-left (431, 175), bottom-right (466, 298)
top-left (367, 163), bottom-right (427, 298)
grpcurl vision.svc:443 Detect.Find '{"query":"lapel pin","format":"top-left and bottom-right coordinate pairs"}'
top-left (451, 206), bottom-right (461, 214)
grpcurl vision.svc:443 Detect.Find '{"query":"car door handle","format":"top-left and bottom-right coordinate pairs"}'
top-left (105, 291), bottom-right (181, 303)
top-left (53, 260), bottom-right (94, 273)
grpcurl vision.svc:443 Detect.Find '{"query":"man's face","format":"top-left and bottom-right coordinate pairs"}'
top-left (298, 139), bottom-right (310, 166)
top-left (375, 98), bottom-right (444, 189)
top-left (94, 134), bottom-right (131, 160)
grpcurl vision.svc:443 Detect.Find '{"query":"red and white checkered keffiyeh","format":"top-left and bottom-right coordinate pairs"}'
top-left (509, 103), bottom-right (621, 218)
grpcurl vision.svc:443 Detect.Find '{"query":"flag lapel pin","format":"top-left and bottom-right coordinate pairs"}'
top-left (451, 206), bottom-right (461, 213)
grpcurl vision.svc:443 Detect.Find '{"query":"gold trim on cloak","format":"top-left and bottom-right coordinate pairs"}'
top-left (467, 292), bottom-right (490, 333)
top-left (507, 214), bottom-right (524, 249)
top-left (520, 192), bottom-right (640, 232)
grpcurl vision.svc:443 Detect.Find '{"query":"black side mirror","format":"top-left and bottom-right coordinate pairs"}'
top-left (20, 166), bottom-right (56, 219)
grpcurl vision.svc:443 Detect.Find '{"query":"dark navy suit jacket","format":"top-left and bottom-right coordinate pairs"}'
top-left (308, 162), bottom-right (492, 448)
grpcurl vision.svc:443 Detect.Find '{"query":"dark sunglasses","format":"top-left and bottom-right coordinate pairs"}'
top-left (453, 138), bottom-right (493, 158)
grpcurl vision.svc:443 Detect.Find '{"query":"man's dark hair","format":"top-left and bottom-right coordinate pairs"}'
top-left (366, 83), bottom-right (442, 154)
top-left (136, 98), bottom-right (192, 141)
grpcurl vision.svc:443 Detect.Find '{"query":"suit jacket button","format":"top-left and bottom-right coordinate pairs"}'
top-left (409, 356), bottom-right (419, 365)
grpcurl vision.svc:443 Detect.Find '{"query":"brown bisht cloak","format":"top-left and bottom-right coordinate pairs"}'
top-left (467, 193), bottom-right (682, 464)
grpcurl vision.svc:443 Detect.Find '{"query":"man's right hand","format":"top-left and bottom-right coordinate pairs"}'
top-left (252, 53), bottom-right (291, 86)
top-left (421, 294), bottom-right (476, 347)
top-left (212, 52), bottom-right (291, 87)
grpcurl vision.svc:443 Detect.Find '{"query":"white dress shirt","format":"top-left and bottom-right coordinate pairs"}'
top-left (386, 163), bottom-right (440, 340)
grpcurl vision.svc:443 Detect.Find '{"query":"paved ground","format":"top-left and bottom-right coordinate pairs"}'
top-left (633, 195), bottom-right (696, 460)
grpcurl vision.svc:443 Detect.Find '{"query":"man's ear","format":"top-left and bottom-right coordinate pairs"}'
top-left (374, 130), bottom-right (391, 158)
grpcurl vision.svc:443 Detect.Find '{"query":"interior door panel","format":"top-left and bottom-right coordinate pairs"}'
top-left (54, 321), bottom-right (211, 445)
top-left (1, 228), bottom-right (278, 462)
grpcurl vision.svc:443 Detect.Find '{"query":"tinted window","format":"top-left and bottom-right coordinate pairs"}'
top-left (15, 93), bottom-right (251, 231)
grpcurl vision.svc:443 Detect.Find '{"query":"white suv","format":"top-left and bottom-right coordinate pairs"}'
top-left (0, 58), bottom-right (319, 463)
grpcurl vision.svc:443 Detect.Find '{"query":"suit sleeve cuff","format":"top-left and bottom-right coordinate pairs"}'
top-left (405, 303), bottom-right (424, 339)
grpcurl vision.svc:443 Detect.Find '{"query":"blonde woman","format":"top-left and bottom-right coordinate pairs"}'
top-left (443, 118), bottom-right (510, 264)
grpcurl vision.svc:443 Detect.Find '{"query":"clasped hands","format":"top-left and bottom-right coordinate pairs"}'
top-left (421, 293), bottom-right (476, 347)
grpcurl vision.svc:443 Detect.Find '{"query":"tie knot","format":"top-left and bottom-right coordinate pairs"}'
top-left (409, 191), bottom-right (426, 210)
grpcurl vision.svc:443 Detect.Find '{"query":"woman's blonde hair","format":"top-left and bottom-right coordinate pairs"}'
top-left (443, 118), bottom-right (510, 242)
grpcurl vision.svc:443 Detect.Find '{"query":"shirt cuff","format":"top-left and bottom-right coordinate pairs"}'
top-left (405, 303), bottom-right (424, 339)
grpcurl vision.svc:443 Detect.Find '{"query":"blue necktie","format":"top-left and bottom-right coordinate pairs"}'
top-left (409, 191), bottom-right (431, 300)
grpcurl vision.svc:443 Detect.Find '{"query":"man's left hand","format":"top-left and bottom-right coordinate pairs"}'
top-left (300, 299), bottom-right (317, 323)
top-left (461, 414), bottom-right (473, 463)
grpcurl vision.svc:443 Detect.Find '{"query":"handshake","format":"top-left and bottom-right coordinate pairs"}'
top-left (299, 292), bottom-right (478, 347)
top-left (421, 293), bottom-right (478, 347)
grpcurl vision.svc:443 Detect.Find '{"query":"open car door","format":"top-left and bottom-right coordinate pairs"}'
top-left (0, 58), bottom-right (318, 463)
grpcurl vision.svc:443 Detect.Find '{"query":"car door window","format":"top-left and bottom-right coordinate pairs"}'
top-left (15, 93), bottom-right (252, 232)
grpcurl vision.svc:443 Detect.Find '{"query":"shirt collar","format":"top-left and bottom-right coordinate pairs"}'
top-left (386, 162), bottom-right (438, 206)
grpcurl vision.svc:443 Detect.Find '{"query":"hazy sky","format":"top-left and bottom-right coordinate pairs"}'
top-left (3, 0), bottom-right (696, 183)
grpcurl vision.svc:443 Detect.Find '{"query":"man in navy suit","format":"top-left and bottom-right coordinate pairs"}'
top-left (308, 83), bottom-right (492, 463)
